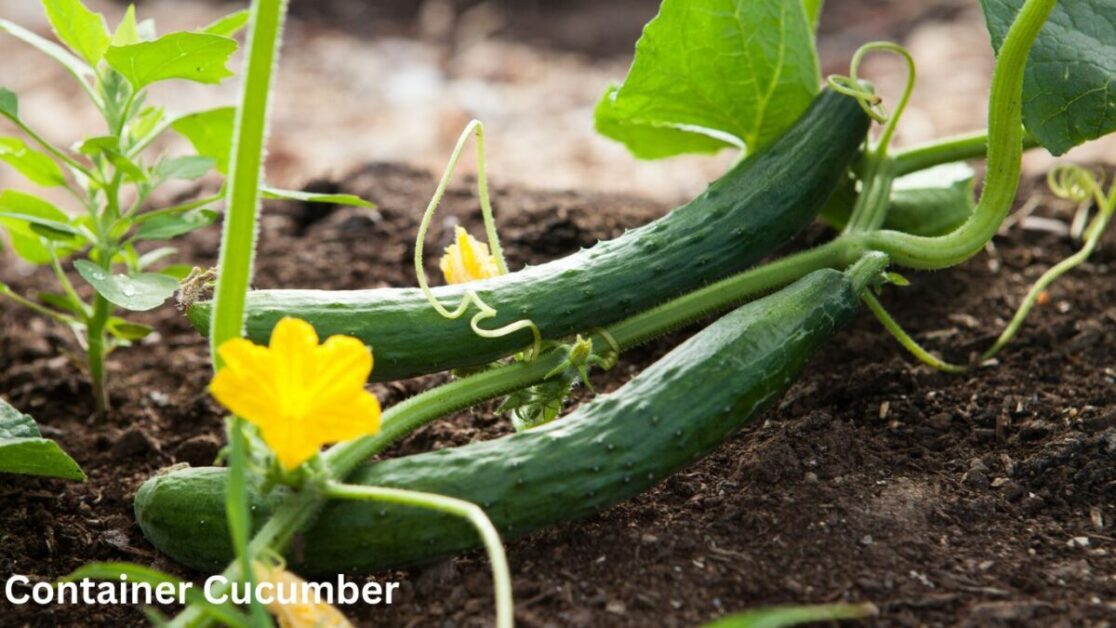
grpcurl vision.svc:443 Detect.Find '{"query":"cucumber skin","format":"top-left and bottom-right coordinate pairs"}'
top-left (187, 92), bottom-right (869, 382)
top-left (138, 269), bottom-right (860, 575)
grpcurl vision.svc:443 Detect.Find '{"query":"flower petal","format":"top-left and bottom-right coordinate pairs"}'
top-left (308, 391), bottom-right (382, 444)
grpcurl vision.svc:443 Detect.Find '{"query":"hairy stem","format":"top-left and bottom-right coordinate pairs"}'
top-left (866, 0), bottom-right (1056, 269)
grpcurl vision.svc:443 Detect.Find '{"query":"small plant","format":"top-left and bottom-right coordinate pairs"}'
top-left (0, 1), bottom-right (369, 417)
top-left (0, 397), bottom-right (84, 480)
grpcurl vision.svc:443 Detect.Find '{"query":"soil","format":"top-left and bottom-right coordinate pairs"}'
top-left (1, 161), bottom-right (1115, 627)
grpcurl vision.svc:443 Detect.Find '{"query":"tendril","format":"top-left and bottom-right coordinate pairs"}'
top-left (414, 120), bottom-right (542, 358)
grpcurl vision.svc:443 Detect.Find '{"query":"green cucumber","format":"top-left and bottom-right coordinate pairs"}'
top-left (187, 90), bottom-right (869, 381)
top-left (138, 267), bottom-right (863, 574)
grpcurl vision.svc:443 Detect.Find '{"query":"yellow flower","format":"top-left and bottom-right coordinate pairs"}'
top-left (440, 226), bottom-right (502, 284)
top-left (210, 317), bottom-right (381, 470)
top-left (253, 562), bottom-right (354, 628)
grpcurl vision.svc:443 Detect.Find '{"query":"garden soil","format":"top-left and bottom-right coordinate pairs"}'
top-left (1, 164), bottom-right (1114, 627)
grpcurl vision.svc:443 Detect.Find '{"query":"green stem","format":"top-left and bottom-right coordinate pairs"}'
top-left (323, 482), bottom-right (513, 628)
top-left (209, 1), bottom-right (288, 627)
top-left (893, 129), bottom-right (1040, 176)
top-left (862, 291), bottom-right (966, 373)
top-left (0, 283), bottom-right (78, 325)
top-left (866, 0), bottom-right (1056, 269)
top-left (983, 203), bottom-right (1114, 361)
top-left (86, 278), bottom-right (112, 418)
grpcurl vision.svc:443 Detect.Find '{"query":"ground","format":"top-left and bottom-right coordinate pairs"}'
top-left (1, 163), bottom-right (1114, 626)
top-left (1, 0), bottom-right (1115, 626)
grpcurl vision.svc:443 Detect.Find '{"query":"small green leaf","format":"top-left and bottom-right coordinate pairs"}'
top-left (156, 263), bottom-right (193, 280)
top-left (981, 0), bottom-right (1116, 155)
top-left (155, 155), bottom-right (215, 181)
top-left (262, 186), bottom-right (376, 208)
top-left (0, 87), bottom-right (17, 119)
top-left (41, 0), bottom-right (111, 66)
top-left (0, 190), bottom-right (80, 264)
top-left (0, 398), bottom-right (85, 481)
top-left (112, 4), bottom-right (139, 46)
top-left (136, 246), bottom-right (177, 270)
top-left (77, 135), bottom-right (146, 181)
top-left (0, 137), bottom-right (66, 186)
top-left (106, 317), bottom-right (154, 341)
top-left (74, 260), bottom-right (178, 311)
top-left (595, 0), bottom-right (820, 160)
top-left (136, 208), bottom-right (218, 240)
top-left (105, 32), bottom-right (237, 90)
top-left (129, 106), bottom-right (165, 144)
top-left (0, 18), bottom-right (97, 98)
top-left (38, 291), bottom-right (86, 316)
top-left (171, 106), bottom-right (234, 173)
top-left (888, 162), bottom-right (976, 237)
top-left (202, 9), bottom-right (251, 37)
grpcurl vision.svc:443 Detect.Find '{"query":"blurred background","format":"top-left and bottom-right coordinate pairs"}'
top-left (0, 0), bottom-right (1113, 206)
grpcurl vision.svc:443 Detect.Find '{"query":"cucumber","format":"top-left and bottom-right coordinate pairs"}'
top-left (138, 267), bottom-right (863, 574)
top-left (187, 91), bottom-right (869, 381)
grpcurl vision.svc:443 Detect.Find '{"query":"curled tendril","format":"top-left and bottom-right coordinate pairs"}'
top-left (1047, 163), bottom-right (1104, 204)
top-left (414, 121), bottom-right (542, 359)
top-left (826, 41), bottom-right (917, 155)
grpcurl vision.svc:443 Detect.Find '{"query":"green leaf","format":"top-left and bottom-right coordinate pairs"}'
top-left (702, 603), bottom-right (876, 628)
top-left (887, 163), bottom-right (976, 237)
top-left (203, 9), bottom-right (251, 37)
top-left (155, 155), bottom-right (215, 181)
top-left (106, 317), bottom-right (153, 341)
top-left (41, 0), bottom-right (111, 66)
top-left (0, 18), bottom-right (98, 104)
top-left (0, 398), bottom-right (85, 481)
top-left (136, 245), bottom-right (177, 270)
top-left (803, 0), bottom-right (824, 30)
top-left (0, 87), bottom-right (16, 119)
top-left (105, 32), bottom-right (236, 90)
top-left (261, 186), bottom-right (376, 208)
top-left (77, 135), bottom-right (146, 181)
top-left (595, 0), bottom-right (820, 160)
top-left (112, 4), bottom-right (139, 46)
top-left (136, 208), bottom-right (218, 240)
top-left (128, 105), bottom-right (166, 144)
top-left (0, 190), bottom-right (82, 264)
top-left (0, 137), bottom-right (66, 186)
top-left (981, 0), bottom-right (1116, 155)
top-left (74, 260), bottom-right (178, 311)
top-left (38, 291), bottom-right (86, 316)
top-left (171, 106), bottom-right (234, 173)
top-left (156, 263), bottom-right (193, 280)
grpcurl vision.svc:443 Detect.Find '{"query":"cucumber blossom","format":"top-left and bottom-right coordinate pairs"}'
top-left (187, 90), bottom-right (870, 381)
top-left (138, 267), bottom-right (864, 574)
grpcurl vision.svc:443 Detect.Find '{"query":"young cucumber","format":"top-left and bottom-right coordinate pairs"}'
top-left (138, 267), bottom-right (864, 574)
top-left (187, 91), bottom-right (869, 382)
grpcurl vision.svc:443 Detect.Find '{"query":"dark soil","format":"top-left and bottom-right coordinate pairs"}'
top-left (2, 162), bottom-right (1115, 627)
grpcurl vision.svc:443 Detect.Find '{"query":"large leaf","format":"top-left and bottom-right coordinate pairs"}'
top-left (41, 0), bottom-right (111, 66)
top-left (595, 0), bottom-right (821, 159)
top-left (105, 32), bottom-right (236, 90)
top-left (0, 137), bottom-right (66, 187)
top-left (74, 259), bottom-right (178, 311)
top-left (171, 106), bottom-right (234, 173)
top-left (981, 0), bottom-right (1116, 155)
top-left (0, 398), bottom-right (85, 481)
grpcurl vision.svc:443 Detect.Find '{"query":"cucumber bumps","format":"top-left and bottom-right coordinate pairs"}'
top-left (187, 91), bottom-right (870, 381)
top-left (138, 264), bottom-right (869, 574)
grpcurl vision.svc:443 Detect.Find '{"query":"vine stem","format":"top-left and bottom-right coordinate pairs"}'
top-left (323, 482), bottom-right (514, 628)
top-left (862, 291), bottom-right (966, 373)
top-left (893, 129), bottom-right (1040, 176)
top-left (208, 1), bottom-right (288, 627)
top-left (865, 0), bottom-right (1057, 269)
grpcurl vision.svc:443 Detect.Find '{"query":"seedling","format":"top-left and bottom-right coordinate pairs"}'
top-left (0, 1), bottom-right (370, 417)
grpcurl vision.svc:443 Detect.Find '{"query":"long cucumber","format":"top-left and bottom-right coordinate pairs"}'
top-left (187, 91), bottom-right (869, 381)
top-left (138, 266), bottom-right (865, 574)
